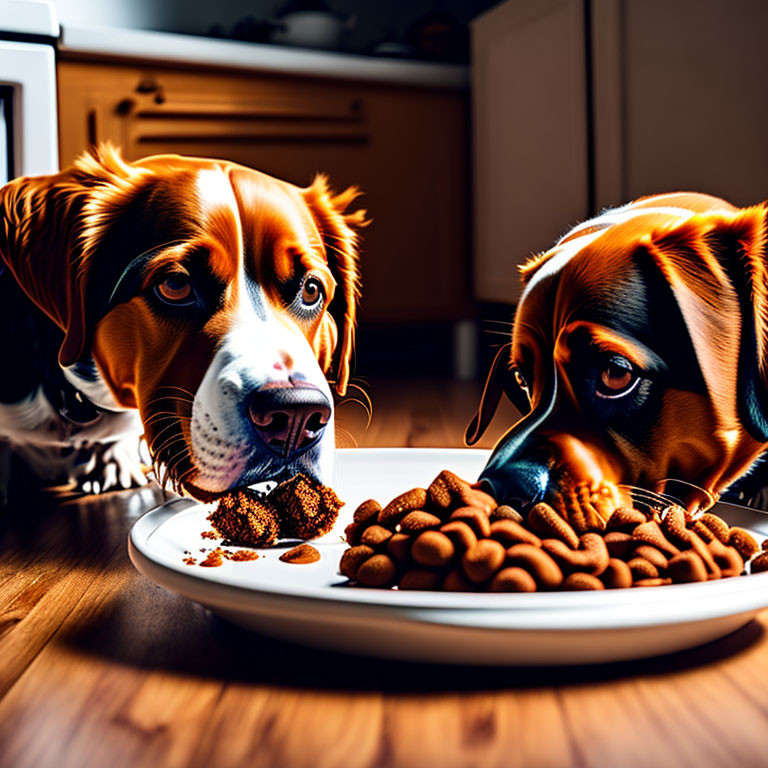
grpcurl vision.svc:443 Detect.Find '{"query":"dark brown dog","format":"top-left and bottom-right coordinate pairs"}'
top-left (468, 192), bottom-right (768, 526)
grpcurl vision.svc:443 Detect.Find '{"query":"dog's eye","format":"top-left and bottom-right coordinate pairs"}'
top-left (300, 277), bottom-right (324, 308)
top-left (156, 274), bottom-right (193, 304)
top-left (513, 368), bottom-right (529, 393)
top-left (596, 355), bottom-right (638, 398)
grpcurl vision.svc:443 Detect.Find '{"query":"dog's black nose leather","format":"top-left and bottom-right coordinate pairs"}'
top-left (248, 382), bottom-right (331, 458)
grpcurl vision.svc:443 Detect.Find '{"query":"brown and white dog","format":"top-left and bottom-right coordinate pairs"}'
top-left (0, 145), bottom-right (366, 500)
top-left (469, 192), bottom-right (768, 525)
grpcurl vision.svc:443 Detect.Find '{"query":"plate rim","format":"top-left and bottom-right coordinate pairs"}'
top-left (128, 448), bottom-right (768, 633)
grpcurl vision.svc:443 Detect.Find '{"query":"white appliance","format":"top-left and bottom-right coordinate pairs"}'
top-left (0, 0), bottom-right (58, 183)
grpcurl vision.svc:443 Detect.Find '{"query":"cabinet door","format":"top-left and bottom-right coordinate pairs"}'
top-left (58, 60), bottom-right (470, 324)
top-left (592, 0), bottom-right (768, 209)
top-left (472, 0), bottom-right (588, 304)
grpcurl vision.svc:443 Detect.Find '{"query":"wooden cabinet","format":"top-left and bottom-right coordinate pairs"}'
top-left (473, 0), bottom-right (768, 305)
top-left (57, 58), bottom-right (471, 325)
top-left (472, 0), bottom-right (588, 305)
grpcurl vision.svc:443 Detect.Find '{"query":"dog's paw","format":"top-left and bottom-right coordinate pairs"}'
top-left (74, 437), bottom-right (149, 495)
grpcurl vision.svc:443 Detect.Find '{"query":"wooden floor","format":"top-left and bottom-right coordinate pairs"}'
top-left (2, 377), bottom-right (768, 768)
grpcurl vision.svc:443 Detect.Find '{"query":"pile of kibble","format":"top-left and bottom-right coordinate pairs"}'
top-left (339, 469), bottom-right (768, 591)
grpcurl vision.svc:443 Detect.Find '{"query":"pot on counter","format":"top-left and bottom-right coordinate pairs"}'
top-left (268, 0), bottom-right (356, 50)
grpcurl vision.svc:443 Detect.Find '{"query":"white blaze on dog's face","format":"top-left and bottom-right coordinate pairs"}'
top-left (186, 168), bottom-right (336, 494)
top-left (0, 147), bottom-right (366, 500)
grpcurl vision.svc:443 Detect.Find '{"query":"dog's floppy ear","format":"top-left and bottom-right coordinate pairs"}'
top-left (465, 343), bottom-right (532, 445)
top-left (0, 143), bottom-right (151, 367)
top-left (641, 205), bottom-right (768, 441)
top-left (303, 174), bottom-right (368, 396)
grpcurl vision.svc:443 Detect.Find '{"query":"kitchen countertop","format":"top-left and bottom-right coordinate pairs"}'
top-left (58, 24), bottom-right (470, 88)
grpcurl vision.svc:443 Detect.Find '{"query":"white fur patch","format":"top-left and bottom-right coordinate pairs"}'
top-left (189, 285), bottom-right (334, 494)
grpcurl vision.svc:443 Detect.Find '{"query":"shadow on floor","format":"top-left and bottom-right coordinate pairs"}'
top-left (59, 572), bottom-right (766, 694)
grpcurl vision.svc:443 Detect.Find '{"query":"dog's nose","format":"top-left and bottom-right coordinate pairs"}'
top-left (248, 382), bottom-right (331, 458)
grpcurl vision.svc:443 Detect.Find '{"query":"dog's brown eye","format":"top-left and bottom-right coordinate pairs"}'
top-left (157, 274), bottom-right (192, 303)
top-left (596, 355), bottom-right (637, 398)
top-left (301, 277), bottom-right (324, 307)
top-left (602, 365), bottom-right (632, 390)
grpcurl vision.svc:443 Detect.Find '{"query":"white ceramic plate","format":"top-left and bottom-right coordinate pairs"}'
top-left (129, 448), bottom-right (768, 665)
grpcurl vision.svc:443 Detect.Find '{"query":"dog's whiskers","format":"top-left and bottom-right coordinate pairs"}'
top-left (336, 382), bottom-right (373, 427)
top-left (147, 416), bottom-right (190, 453)
top-left (150, 433), bottom-right (188, 460)
top-left (617, 485), bottom-right (684, 513)
top-left (152, 384), bottom-right (197, 398)
top-left (143, 411), bottom-right (192, 425)
top-left (334, 424), bottom-right (359, 448)
top-left (143, 394), bottom-right (195, 409)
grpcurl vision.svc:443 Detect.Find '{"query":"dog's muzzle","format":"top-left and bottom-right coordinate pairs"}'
top-left (248, 381), bottom-right (331, 459)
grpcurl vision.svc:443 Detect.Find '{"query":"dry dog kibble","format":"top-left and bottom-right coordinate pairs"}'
top-left (661, 506), bottom-right (690, 546)
top-left (505, 543), bottom-right (563, 589)
top-left (601, 558), bottom-right (633, 589)
top-left (698, 513), bottom-right (731, 544)
top-left (427, 470), bottom-right (470, 511)
top-left (633, 578), bottom-right (673, 587)
top-left (379, 488), bottom-right (427, 527)
top-left (668, 551), bottom-right (708, 583)
top-left (449, 507), bottom-right (492, 539)
top-left (399, 511), bottom-right (442, 533)
top-left (356, 554), bottom-right (397, 587)
top-left (707, 539), bottom-right (744, 577)
top-left (729, 527), bottom-right (759, 559)
top-left (440, 520), bottom-right (478, 552)
top-left (604, 531), bottom-right (634, 558)
top-left (411, 531), bottom-right (455, 567)
top-left (606, 506), bottom-right (648, 532)
top-left (491, 505), bottom-right (524, 524)
top-left (542, 533), bottom-right (609, 576)
top-left (442, 569), bottom-right (475, 592)
top-left (562, 572), bottom-right (604, 590)
top-left (633, 545), bottom-right (669, 570)
top-left (338, 468), bottom-right (768, 592)
top-left (344, 521), bottom-right (364, 546)
top-left (353, 499), bottom-right (382, 524)
top-left (528, 503), bottom-right (580, 548)
top-left (462, 486), bottom-right (497, 515)
top-left (462, 539), bottom-right (506, 583)
top-left (399, 569), bottom-right (442, 591)
top-left (387, 532), bottom-right (413, 563)
top-left (688, 530), bottom-right (721, 578)
top-left (360, 524), bottom-right (393, 549)
top-left (489, 567), bottom-right (537, 592)
top-left (340, 545), bottom-right (375, 579)
top-left (632, 521), bottom-right (680, 557)
top-left (627, 556), bottom-right (659, 580)
top-left (489, 519), bottom-right (542, 547)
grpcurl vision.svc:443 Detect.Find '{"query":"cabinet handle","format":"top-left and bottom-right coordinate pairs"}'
top-left (135, 77), bottom-right (158, 94)
top-left (133, 100), bottom-right (364, 122)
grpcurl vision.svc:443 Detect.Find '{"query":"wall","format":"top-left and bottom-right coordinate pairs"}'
top-left (53, 0), bottom-right (499, 55)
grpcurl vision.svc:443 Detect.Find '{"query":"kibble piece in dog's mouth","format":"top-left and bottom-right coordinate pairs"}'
top-left (340, 470), bottom-right (768, 591)
top-left (207, 474), bottom-right (343, 548)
